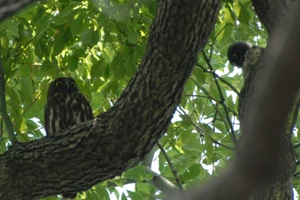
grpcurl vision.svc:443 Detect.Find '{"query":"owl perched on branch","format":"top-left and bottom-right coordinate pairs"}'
top-left (44, 77), bottom-right (93, 199)
top-left (227, 41), bottom-right (264, 80)
top-left (227, 41), bottom-right (265, 120)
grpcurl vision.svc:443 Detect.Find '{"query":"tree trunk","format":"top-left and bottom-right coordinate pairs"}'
top-left (252, 0), bottom-right (296, 34)
top-left (239, 1), bottom-right (298, 199)
top-left (239, 51), bottom-right (296, 200)
top-left (0, 1), bottom-right (221, 199)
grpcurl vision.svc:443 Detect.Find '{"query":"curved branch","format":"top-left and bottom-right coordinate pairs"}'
top-left (144, 166), bottom-right (179, 194)
top-left (0, 1), bottom-right (221, 199)
top-left (142, 147), bottom-right (179, 194)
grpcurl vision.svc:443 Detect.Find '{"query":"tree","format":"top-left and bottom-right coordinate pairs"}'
top-left (0, 0), bottom-right (299, 200)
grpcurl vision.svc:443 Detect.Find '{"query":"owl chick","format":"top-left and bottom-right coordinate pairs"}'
top-left (227, 41), bottom-right (264, 79)
top-left (45, 77), bottom-right (93, 199)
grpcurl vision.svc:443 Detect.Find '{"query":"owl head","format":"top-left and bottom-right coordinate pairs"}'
top-left (227, 41), bottom-right (252, 68)
top-left (47, 77), bottom-right (79, 98)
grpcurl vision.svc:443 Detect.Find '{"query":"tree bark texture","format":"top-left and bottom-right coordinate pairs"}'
top-left (238, 33), bottom-right (296, 200)
top-left (252, 0), bottom-right (296, 34)
top-left (242, 1), bottom-right (298, 199)
top-left (0, 1), bottom-right (221, 199)
top-left (0, 0), bottom-right (36, 21)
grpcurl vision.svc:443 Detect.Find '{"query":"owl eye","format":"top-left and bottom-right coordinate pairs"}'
top-left (70, 82), bottom-right (77, 88)
top-left (232, 53), bottom-right (238, 60)
top-left (55, 81), bottom-right (63, 86)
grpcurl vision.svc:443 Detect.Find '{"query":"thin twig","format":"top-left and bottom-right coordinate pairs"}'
top-left (190, 77), bottom-right (235, 135)
top-left (157, 142), bottom-right (184, 191)
top-left (202, 51), bottom-right (238, 147)
top-left (185, 93), bottom-right (239, 116)
top-left (214, 23), bottom-right (229, 40)
top-left (0, 54), bottom-right (17, 143)
top-left (178, 106), bottom-right (234, 151)
top-left (197, 64), bottom-right (240, 95)
top-left (197, 85), bottom-right (232, 132)
top-left (0, 90), bottom-right (43, 136)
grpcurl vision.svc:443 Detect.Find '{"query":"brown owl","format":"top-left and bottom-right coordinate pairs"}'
top-left (44, 77), bottom-right (93, 199)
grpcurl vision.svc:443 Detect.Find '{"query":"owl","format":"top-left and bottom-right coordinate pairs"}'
top-left (227, 42), bottom-right (264, 120)
top-left (227, 41), bottom-right (264, 80)
top-left (44, 77), bottom-right (93, 199)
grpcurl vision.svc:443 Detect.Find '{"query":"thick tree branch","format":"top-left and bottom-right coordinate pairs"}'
top-left (142, 146), bottom-right (179, 193)
top-left (0, 0), bottom-right (37, 22)
top-left (144, 166), bottom-right (179, 194)
top-left (252, 0), bottom-right (294, 34)
top-left (0, 1), bottom-right (221, 199)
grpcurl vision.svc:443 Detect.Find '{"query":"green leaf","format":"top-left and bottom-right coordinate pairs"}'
top-left (35, 13), bottom-right (53, 39)
top-left (127, 191), bottom-right (144, 200)
top-left (0, 36), bottom-right (9, 49)
top-left (3, 19), bottom-right (19, 38)
top-left (54, 5), bottom-right (74, 25)
top-left (183, 163), bottom-right (202, 181)
top-left (127, 25), bottom-right (139, 44)
top-left (66, 55), bottom-right (78, 71)
top-left (233, 1), bottom-right (250, 24)
top-left (203, 135), bottom-right (214, 163)
top-left (80, 28), bottom-right (99, 46)
top-left (41, 59), bottom-right (59, 77)
top-left (192, 66), bottom-right (206, 87)
top-left (223, 24), bottom-right (233, 43)
top-left (123, 165), bottom-right (152, 182)
top-left (70, 12), bottom-right (89, 36)
top-left (52, 34), bottom-right (65, 56)
top-left (224, 6), bottom-right (235, 25)
top-left (121, 193), bottom-right (127, 200)
top-left (111, 52), bottom-right (127, 79)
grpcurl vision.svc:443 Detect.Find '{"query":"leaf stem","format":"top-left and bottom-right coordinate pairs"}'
top-left (202, 51), bottom-right (238, 148)
top-left (0, 53), bottom-right (17, 143)
top-left (157, 142), bottom-right (184, 191)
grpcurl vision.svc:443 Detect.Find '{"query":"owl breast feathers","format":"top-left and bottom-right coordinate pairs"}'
top-left (45, 77), bottom-right (93, 136)
top-left (44, 77), bottom-right (93, 199)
